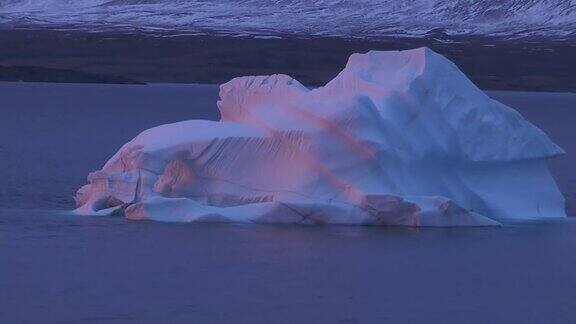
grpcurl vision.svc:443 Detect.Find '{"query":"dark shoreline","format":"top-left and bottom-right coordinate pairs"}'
top-left (0, 29), bottom-right (575, 91)
top-left (0, 65), bottom-right (144, 84)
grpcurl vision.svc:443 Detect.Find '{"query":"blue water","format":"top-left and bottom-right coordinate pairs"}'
top-left (0, 82), bottom-right (219, 210)
top-left (1, 83), bottom-right (575, 323)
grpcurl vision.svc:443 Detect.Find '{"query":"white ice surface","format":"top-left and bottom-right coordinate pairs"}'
top-left (74, 47), bottom-right (566, 226)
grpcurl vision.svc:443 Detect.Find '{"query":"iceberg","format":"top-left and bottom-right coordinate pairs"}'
top-left (74, 47), bottom-right (566, 226)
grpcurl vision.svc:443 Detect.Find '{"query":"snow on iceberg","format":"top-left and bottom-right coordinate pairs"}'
top-left (73, 47), bottom-right (566, 226)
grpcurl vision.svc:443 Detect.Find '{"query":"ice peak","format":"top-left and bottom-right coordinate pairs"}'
top-left (323, 47), bottom-right (453, 93)
top-left (346, 47), bottom-right (434, 70)
top-left (217, 74), bottom-right (308, 122)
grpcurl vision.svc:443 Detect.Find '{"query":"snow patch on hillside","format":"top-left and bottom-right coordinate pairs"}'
top-left (0, 0), bottom-right (574, 39)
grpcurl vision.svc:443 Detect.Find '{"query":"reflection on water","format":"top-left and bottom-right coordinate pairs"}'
top-left (2, 209), bottom-right (576, 323)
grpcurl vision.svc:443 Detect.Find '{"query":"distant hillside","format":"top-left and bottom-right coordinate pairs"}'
top-left (0, 30), bottom-right (574, 92)
top-left (0, 0), bottom-right (574, 39)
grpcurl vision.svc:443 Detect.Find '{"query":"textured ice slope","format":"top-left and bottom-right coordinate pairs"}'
top-left (74, 48), bottom-right (565, 226)
top-left (1, 0), bottom-right (574, 39)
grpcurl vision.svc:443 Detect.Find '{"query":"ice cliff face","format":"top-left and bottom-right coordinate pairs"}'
top-left (1, 0), bottom-right (574, 39)
top-left (74, 47), bottom-right (566, 226)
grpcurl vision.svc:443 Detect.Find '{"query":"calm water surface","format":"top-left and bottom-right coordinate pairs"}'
top-left (1, 83), bottom-right (575, 323)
